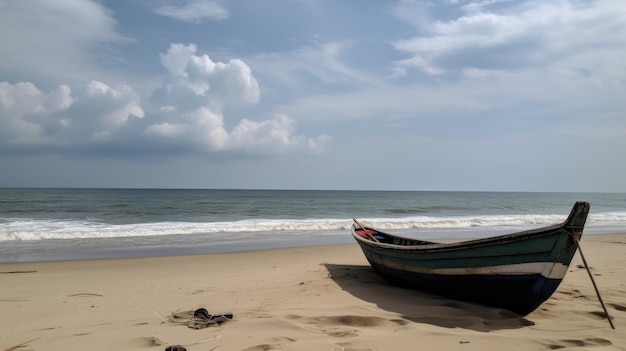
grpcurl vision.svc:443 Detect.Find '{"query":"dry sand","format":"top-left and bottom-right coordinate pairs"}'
top-left (1, 234), bottom-right (625, 351)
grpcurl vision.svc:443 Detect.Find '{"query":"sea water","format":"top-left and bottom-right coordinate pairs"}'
top-left (1, 188), bottom-right (625, 262)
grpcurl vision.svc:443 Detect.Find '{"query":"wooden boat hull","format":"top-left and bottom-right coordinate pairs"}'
top-left (352, 202), bottom-right (590, 315)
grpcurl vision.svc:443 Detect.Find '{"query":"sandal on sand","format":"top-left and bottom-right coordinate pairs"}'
top-left (193, 308), bottom-right (233, 323)
top-left (193, 308), bottom-right (211, 320)
top-left (165, 346), bottom-right (186, 351)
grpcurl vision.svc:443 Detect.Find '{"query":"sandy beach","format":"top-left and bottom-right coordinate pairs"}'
top-left (1, 234), bottom-right (625, 351)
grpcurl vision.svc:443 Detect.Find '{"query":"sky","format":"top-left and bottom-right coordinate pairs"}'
top-left (1, 0), bottom-right (625, 192)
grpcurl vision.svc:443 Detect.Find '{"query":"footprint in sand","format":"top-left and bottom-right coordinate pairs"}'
top-left (331, 342), bottom-right (375, 351)
top-left (241, 344), bottom-right (280, 351)
top-left (270, 336), bottom-right (296, 343)
top-left (547, 337), bottom-right (612, 349)
top-left (587, 310), bottom-right (615, 321)
top-left (557, 289), bottom-right (588, 299)
top-left (287, 314), bottom-right (407, 328)
top-left (136, 336), bottom-right (165, 347)
top-left (609, 303), bottom-right (626, 311)
top-left (329, 315), bottom-right (383, 327)
top-left (327, 330), bottom-right (359, 337)
top-left (285, 314), bottom-right (408, 338)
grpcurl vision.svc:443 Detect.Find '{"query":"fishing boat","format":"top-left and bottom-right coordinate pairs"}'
top-left (351, 201), bottom-right (590, 315)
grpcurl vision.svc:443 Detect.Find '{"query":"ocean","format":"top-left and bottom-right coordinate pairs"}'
top-left (1, 188), bottom-right (625, 262)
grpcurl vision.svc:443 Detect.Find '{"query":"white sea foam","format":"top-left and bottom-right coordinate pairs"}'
top-left (1, 212), bottom-right (624, 242)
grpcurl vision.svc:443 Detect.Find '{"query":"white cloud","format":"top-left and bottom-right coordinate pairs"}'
top-left (143, 122), bottom-right (187, 138)
top-left (159, 43), bottom-right (198, 78)
top-left (391, 0), bottom-right (626, 75)
top-left (0, 81), bottom-right (73, 145)
top-left (0, 80), bottom-right (144, 147)
top-left (142, 107), bottom-right (329, 155)
top-left (228, 114), bottom-right (329, 154)
top-left (153, 0), bottom-right (229, 23)
top-left (0, 82), bottom-right (71, 117)
top-left (250, 42), bottom-right (378, 88)
top-left (0, 41), bottom-right (328, 157)
top-left (146, 44), bottom-right (332, 155)
top-left (0, 0), bottom-right (131, 85)
top-left (150, 107), bottom-right (230, 151)
top-left (79, 81), bottom-right (145, 133)
top-left (153, 43), bottom-right (260, 112)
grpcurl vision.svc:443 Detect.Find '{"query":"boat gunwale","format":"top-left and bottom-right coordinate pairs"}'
top-left (351, 201), bottom-right (588, 253)
top-left (351, 223), bottom-right (567, 253)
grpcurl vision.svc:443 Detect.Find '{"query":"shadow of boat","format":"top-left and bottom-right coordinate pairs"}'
top-left (324, 263), bottom-right (536, 332)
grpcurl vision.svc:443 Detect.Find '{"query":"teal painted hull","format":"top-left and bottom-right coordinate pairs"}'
top-left (352, 202), bottom-right (590, 315)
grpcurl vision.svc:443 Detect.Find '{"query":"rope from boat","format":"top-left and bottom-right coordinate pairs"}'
top-left (570, 232), bottom-right (615, 329)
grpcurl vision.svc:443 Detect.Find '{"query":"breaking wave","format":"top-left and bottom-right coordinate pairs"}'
top-left (1, 212), bottom-right (624, 241)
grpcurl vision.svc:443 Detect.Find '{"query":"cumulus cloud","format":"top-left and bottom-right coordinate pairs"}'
top-left (228, 114), bottom-right (330, 154)
top-left (141, 108), bottom-right (328, 155)
top-left (391, 0), bottom-right (626, 76)
top-left (0, 42), bottom-right (329, 156)
top-left (152, 0), bottom-right (229, 23)
top-left (146, 43), bottom-right (330, 155)
top-left (0, 82), bottom-right (73, 145)
top-left (75, 81), bottom-right (145, 142)
top-left (0, 80), bottom-right (144, 148)
top-left (152, 43), bottom-right (260, 113)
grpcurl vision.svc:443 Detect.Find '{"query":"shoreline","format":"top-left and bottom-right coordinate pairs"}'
top-left (1, 234), bottom-right (625, 350)
top-left (1, 225), bottom-right (621, 264)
